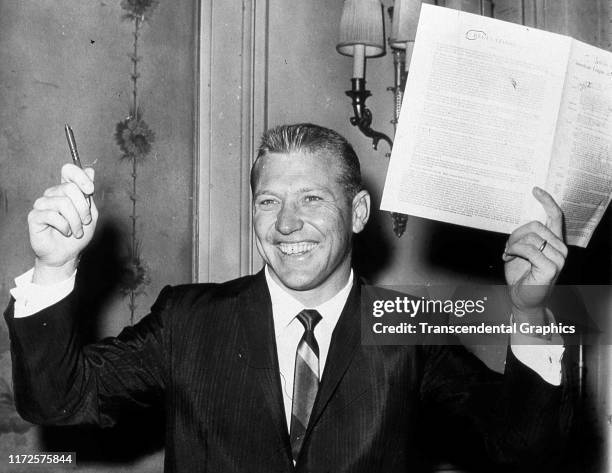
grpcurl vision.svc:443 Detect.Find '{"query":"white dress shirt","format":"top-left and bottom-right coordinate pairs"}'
top-left (11, 268), bottom-right (77, 318)
top-left (265, 265), bottom-right (353, 428)
top-left (10, 266), bottom-right (564, 430)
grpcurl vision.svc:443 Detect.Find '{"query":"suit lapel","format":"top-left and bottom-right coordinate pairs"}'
top-left (237, 271), bottom-right (293, 463)
top-left (236, 272), bottom-right (363, 465)
top-left (306, 278), bottom-right (361, 431)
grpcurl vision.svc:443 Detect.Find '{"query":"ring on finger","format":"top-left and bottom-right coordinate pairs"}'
top-left (538, 239), bottom-right (548, 252)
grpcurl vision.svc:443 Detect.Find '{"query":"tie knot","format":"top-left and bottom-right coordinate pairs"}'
top-left (296, 309), bottom-right (322, 332)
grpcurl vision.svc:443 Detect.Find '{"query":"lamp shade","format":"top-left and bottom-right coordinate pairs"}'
top-left (390, 0), bottom-right (432, 49)
top-left (337, 0), bottom-right (385, 58)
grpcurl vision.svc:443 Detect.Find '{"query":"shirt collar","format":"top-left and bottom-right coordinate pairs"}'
top-left (264, 265), bottom-right (354, 335)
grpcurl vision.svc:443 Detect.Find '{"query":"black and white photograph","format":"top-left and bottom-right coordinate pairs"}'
top-left (1, 1), bottom-right (611, 472)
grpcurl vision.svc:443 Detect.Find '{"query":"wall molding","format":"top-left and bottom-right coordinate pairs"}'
top-left (194, 0), bottom-right (268, 282)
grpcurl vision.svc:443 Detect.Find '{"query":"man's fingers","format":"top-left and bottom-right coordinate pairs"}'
top-left (504, 241), bottom-right (562, 282)
top-left (43, 183), bottom-right (92, 226)
top-left (512, 232), bottom-right (566, 270)
top-left (33, 196), bottom-right (84, 238)
top-left (532, 187), bottom-right (563, 238)
top-left (28, 209), bottom-right (72, 237)
top-left (506, 221), bottom-right (567, 258)
top-left (60, 163), bottom-right (95, 196)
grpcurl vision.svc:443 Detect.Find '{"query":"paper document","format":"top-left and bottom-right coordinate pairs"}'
top-left (381, 4), bottom-right (612, 247)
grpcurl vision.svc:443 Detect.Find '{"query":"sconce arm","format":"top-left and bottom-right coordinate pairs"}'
top-left (345, 78), bottom-right (393, 151)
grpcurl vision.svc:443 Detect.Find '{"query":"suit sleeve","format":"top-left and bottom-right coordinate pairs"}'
top-left (4, 285), bottom-right (175, 428)
top-left (419, 342), bottom-right (575, 471)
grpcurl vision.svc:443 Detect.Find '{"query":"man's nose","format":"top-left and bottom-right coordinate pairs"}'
top-left (275, 203), bottom-right (304, 234)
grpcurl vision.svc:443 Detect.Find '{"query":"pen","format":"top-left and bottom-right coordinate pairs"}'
top-left (64, 124), bottom-right (83, 168)
top-left (64, 124), bottom-right (91, 206)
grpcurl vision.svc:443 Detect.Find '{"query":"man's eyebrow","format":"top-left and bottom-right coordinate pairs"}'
top-left (254, 186), bottom-right (333, 197)
top-left (253, 189), bottom-right (277, 197)
top-left (296, 186), bottom-right (333, 194)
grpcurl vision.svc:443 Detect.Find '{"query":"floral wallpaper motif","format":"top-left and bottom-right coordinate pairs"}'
top-left (115, 0), bottom-right (158, 324)
top-left (115, 112), bottom-right (155, 160)
top-left (120, 0), bottom-right (159, 21)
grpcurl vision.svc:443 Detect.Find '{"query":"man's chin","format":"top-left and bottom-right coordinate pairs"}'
top-left (269, 268), bottom-right (321, 292)
top-left (276, 275), bottom-right (320, 292)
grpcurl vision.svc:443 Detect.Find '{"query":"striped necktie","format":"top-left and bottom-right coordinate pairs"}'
top-left (290, 309), bottom-right (322, 462)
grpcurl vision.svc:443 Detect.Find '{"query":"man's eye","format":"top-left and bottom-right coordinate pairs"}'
top-left (304, 195), bottom-right (322, 203)
top-left (258, 199), bottom-right (277, 206)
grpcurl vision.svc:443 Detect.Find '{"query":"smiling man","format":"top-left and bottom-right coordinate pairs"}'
top-left (251, 127), bottom-right (369, 305)
top-left (6, 123), bottom-right (570, 472)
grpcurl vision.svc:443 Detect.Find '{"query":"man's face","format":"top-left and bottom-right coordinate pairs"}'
top-left (252, 150), bottom-right (369, 304)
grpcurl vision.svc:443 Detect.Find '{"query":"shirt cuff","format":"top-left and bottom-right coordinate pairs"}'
top-left (10, 268), bottom-right (76, 318)
top-left (510, 309), bottom-right (564, 386)
top-left (510, 343), bottom-right (564, 386)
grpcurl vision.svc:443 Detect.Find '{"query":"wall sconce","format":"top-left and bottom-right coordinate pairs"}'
top-left (388, 0), bottom-right (430, 138)
top-left (337, 0), bottom-right (492, 150)
top-left (386, 0), bottom-right (430, 238)
top-left (337, 0), bottom-right (492, 237)
top-left (336, 0), bottom-right (391, 151)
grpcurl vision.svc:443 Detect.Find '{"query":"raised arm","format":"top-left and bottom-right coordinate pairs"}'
top-left (6, 164), bottom-right (166, 428)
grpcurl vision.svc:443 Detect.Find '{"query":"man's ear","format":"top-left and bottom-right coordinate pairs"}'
top-left (351, 190), bottom-right (371, 234)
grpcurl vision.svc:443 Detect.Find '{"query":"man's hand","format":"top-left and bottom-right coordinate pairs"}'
top-left (28, 164), bottom-right (98, 285)
top-left (503, 187), bottom-right (567, 323)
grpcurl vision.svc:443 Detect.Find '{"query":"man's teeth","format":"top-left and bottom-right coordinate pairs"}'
top-left (278, 242), bottom-right (317, 255)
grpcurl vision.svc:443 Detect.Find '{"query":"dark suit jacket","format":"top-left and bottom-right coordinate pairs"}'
top-left (4, 271), bottom-right (571, 472)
